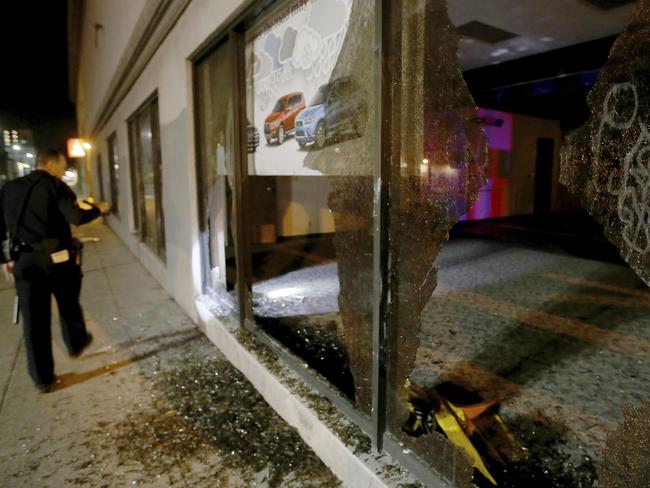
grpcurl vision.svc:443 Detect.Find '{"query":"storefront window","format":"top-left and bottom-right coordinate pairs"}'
top-left (107, 132), bottom-right (120, 217)
top-left (388, 1), bottom-right (648, 487)
top-left (196, 41), bottom-right (240, 318)
top-left (243, 0), bottom-right (377, 413)
top-left (128, 96), bottom-right (166, 259)
top-left (194, 0), bottom-right (649, 485)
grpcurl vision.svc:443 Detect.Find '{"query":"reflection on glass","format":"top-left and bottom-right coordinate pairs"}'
top-left (96, 154), bottom-right (105, 201)
top-left (138, 110), bottom-right (157, 251)
top-left (129, 98), bottom-right (165, 259)
top-left (295, 76), bottom-right (367, 150)
top-left (107, 133), bottom-right (120, 216)
top-left (390, 1), bottom-right (646, 487)
top-left (245, 0), bottom-right (377, 413)
top-left (196, 41), bottom-right (239, 318)
top-left (309, 85), bottom-right (330, 106)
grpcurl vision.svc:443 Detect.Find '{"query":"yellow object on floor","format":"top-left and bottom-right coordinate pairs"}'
top-left (435, 404), bottom-right (498, 485)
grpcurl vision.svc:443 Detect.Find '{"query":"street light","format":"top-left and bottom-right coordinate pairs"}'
top-left (67, 138), bottom-right (87, 158)
top-left (67, 138), bottom-right (96, 196)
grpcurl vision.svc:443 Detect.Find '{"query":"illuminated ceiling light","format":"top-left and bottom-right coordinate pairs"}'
top-left (26, 152), bottom-right (34, 158)
top-left (12, 144), bottom-right (21, 150)
top-left (422, 158), bottom-right (429, 165)
top-left (82, 142), bottom-right (93, 150)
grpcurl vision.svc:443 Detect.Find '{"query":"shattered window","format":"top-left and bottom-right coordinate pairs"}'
top-left (196, 41), bottom-right (239, 320)
top-left (244, 0), bottom-right (377, 413)
top-left (561, 0), bottom-right (650, 286)
top-left (390, 1), bottom-right (650, 487)
top-left (196, 0), bottom-right (650, 485)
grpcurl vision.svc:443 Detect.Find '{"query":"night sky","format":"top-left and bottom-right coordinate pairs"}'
top-left (0, 0), bottom-right (76, 152)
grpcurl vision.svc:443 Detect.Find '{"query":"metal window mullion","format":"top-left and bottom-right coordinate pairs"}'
top-left (190, 61), bottom-right (210, 294)
top-left (371, 0), bottom-right (387, 451)
top-left (230, 29), bottom-right (253, 328)
top-left (373, 0), bottom-right (404, 453)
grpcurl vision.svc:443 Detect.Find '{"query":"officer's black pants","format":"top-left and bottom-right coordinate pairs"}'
top-left (13, 252), bottom-right (90, 387)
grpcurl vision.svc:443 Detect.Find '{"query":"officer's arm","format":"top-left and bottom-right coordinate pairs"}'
top-left (57, 183), bottom-right (101, 225)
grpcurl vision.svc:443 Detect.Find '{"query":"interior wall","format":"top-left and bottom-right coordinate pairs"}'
top-left (511, 113), bottom-right (563, 216)
top-left (276, 177), bottom-right (335, 238)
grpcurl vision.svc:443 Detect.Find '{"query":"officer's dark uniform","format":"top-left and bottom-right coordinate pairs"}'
top-left (0, 170), bottom-right (101, 388)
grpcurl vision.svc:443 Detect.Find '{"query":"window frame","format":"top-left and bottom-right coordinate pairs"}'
top-left (191, 0), bottom-right (384, 442)
top-left (192, 36), bottom-right (237, 297)
top-left (127, 92), bottom-right (166, 260)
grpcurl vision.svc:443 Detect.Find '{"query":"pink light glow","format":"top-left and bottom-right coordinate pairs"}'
top-left (461, 108), bottom-right (513, 221)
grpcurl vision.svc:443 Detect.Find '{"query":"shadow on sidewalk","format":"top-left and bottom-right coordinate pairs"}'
top-left (49, 331), bottom-right (203, 393)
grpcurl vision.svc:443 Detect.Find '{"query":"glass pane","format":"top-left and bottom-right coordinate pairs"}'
top-left (196, 41), bottom-right (239, 320)
top-left (388, 1), bottom-right (645, 487)
top-left (96, 154), bottom-right (105, 201)
top-left (108, 134), bottom-right (120, 216)
top-left (128, 122), bottom-right (141, 231)
top-left (150, 99), bottom-right (165, 258)
top-left (244, 0), bottom-right (377, 414)
top-left (137, 107), bottom-right (158, 252)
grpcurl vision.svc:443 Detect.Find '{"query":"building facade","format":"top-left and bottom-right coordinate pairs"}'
top-left (70, 0), bottom-right (650, 486)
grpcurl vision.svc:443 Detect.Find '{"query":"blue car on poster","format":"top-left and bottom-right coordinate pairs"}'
top-left (295, 77), bottom-right (367, 149)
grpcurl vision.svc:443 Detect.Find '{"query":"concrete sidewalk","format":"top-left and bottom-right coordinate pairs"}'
top-left (0, 221), bottom-right (340, 487)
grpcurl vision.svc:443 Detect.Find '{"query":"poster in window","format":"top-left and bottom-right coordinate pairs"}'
top-left (247, 0), bottom-right (372, 176)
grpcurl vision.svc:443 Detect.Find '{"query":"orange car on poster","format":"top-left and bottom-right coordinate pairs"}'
top-left (264, 92), bottom-right (305, 145)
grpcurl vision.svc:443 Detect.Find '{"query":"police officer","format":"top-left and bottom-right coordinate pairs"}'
top-left (0, 149), bottom-right (110, 392)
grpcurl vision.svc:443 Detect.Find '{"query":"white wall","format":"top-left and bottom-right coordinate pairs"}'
top-left (77, 0), bottom-right (149, 134)
top-left (79, 0), bottom-right (246, 321)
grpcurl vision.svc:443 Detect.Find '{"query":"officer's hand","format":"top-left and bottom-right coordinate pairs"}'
top-left (96, 202), bottom-right (111, 215)
top-left (2, 261), bottom-right (14, 283)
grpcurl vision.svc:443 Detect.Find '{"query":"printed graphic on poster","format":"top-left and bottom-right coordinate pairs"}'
top-left (247, 0), bottom-right (368, 176)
